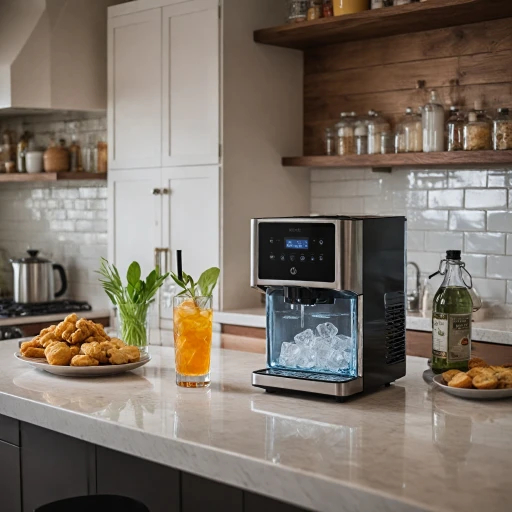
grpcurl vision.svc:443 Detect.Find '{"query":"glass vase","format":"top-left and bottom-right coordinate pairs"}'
top-left (116, 302), bottom-right (152, 355)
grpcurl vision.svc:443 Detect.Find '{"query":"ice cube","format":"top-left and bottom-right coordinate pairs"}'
top-left (294, 329), bottom-right (315, 347)
top-left (312, 336), bottom-right (330, 351)
top-left (279, 342), bottom-right (301, 366)
top-left (316, 347), bottom-right (335, 368)
top-left (330, 334), bottom-right (352, 352)
top-left (316, 322), bottom-right (338, 339)
top-left (325, 350), bottom-right (348, 372)
top-left (296, 346), bottom-right (316, 369)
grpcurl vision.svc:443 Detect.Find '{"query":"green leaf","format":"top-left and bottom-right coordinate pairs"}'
top-left (197, 267), bottom-right (220, 297)
top-left (127, 261), bottom-right (141, 287)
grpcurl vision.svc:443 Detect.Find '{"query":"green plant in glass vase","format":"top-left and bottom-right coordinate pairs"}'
top-left (97, 258), bottom-right (169, 352)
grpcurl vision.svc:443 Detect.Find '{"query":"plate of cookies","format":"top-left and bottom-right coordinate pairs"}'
top-left (15, 314), bottom-right (151, 378)
top-left (433, 357), bottom-right (512, 400)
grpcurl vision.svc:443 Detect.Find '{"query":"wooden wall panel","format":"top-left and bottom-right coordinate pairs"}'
top-left (304, 18), bottom-right (512, 156)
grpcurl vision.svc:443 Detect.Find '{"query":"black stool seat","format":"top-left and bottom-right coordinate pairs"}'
top-left (35, 495), bottom-right (150, 512)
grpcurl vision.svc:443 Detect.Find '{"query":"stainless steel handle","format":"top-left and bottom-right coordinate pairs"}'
top-left (152, 188), bottom-right (161, 195)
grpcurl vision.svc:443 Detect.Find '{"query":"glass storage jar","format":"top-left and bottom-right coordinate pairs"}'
top-left (324, 127), bottom-right (335, 156)
top-left (394, 121), bottom-right (405, 154)
top-left (446, 107), bottom-right (464, 151)
top-left (287, 0), bottom-right (308, 23)
top-left (367, 110), bottom-right (390, 155)
top-left (493, 108), bottom-right (512, 150)
top-left (354, 122), bottom-right (368, 155)
top-left (307, 0), bottom-right (322, 20)
top-left (401, 107), bottom-right (423, 153)
top-left (422, 90), bottom-right (445, 152)
top-left (464, 111), bottom-right (492, 151)
top-left (335, 112), bottom-right (356, 155)
top-left (394, 0), bottom-right (411, 5)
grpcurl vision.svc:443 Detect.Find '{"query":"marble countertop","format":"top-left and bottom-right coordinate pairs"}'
top-left (0, 338), bottom-right (511, 512)
top-left (0, 309), bottom-right (111, 328)
top-left (215, 308), bottom-right (512, 346)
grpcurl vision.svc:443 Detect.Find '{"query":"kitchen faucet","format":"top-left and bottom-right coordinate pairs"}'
top-left (407, 262), bottom-right (421, 312)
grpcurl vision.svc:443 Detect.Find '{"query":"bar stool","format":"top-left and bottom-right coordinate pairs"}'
top-left (35, 495), bottom-right (150, 512)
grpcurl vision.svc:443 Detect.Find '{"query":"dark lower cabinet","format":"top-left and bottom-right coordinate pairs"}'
top-left (0, 440), bottom-right (22, 512)
top-left (181, 472), bottom-right (244, 512)
top-left (20, 423), bottom-right (95, 512)
top-left (0, 414), bottom-right (20, 446)
top-left (245, 492), bottom-right (309, 512)
top-left (96, 446), bottom-right (180, 512)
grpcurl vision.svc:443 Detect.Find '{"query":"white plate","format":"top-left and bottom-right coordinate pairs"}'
top-left (14, 352), bottom-right (151, 378)
top-left (432, 374), bottom-right (512, 400)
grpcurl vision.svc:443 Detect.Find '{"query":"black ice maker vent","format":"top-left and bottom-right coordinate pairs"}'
top-left (384, 292), bottom-right (406, 364)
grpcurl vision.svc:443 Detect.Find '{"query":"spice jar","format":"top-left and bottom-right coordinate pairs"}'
top-left (367, 110), bottom-right (390, 155)
top-left (422, 90), bottom-right (445, 152)
top-left (493, 108), bottom-right (512, 151)
top-left (394, 122), bottom-right (405, 154)
top-left (322, 0), bottom-right (334, 17)
top-left (355, 122), bottom-right (368, 155)
top-left (287, 1), bottom-right (308, 23)
top-left (446, 107), bottom-right (464, 152)
top-left (335, 112), bottom-right (356, 155)
top-left (324, 128), bottom-right (335, 156)
top-left (307, 0), bottom-right (322, 20)
top-left (464, 111), bottom-right (492, 151)
top-left (401, 107), bottom-right (422, 153)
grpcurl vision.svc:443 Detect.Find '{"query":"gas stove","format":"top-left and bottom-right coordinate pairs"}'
top-left (0, 299), bottom-right (92, 319)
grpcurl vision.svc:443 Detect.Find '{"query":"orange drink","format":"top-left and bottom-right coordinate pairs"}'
top-left (173, 296), bottom-right (213, 387)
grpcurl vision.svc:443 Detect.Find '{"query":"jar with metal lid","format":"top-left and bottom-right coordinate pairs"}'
top-left (446, 107), bottom-right (464, 151)
top-left (422, 90), bottom-right (445, 152)
top-left (367, 110), bottom-right (390, 155)
top-left (401, 107), bottom-right (423, 152)
top-left (324, 127), bottom-right (335, 156)
top-left (464, 111), bottom-right (492, 151)
top-left (355, 122), bottom-right (368, 155)
top-left (287, 0), bottom-right (308, 23)
top-left (335, 112), bottom-right (357, 155)
top-left (493, 108), bottom-right (512, 150)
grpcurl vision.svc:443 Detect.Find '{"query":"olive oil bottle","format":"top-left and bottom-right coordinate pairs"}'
top-left (431, 250), bottom-right (473, 374)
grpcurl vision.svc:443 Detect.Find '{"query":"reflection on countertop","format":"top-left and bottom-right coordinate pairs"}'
top-left (1, 339), bottom-right (511, 512)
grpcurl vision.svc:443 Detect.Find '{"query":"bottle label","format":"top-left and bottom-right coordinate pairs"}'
top-left (433, 313), bottom-right (471, 362)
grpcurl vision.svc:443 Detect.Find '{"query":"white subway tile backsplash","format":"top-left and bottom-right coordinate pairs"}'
top-left (487, 211), bottom-right (512, 232)
top-left (407, 171), bottom-right (447, 189)
top-left (472, 278), bottom-right (507, 302)
top-left (448, 170), bottom-right (487, 188)
top-left (428, 190), bottom-right (463, 208)
top-left (462, 254), bottom-right (487, 278)
top-left (465, 232), bottom-right (506, 255)
top-left (449, 210), bottom-right (486, 231)
top-left (465, 189), bottom-right (507, 209)
top-left (407, 231), bottom-right (424, 251)
top-left (507, 234), bottom-right (512, 255)
top-left (407, 210), bottom-right (449, 230)
top-left (425, 231), bottom-right (463, 251)
top-left (356, 180), bottom-right (381, 196)
top-left (487, 256), bottom-right (512, 279)
top-left (487, 170), bottom-right (510, 188)
top-left (311, 181), bottom-right (357, 198)
top-left (507, 281), bottom-right (512, 304)
top-left (407, 251), bottom-right (443, 275)
top-left (394, 190), bottom-right (428, 209)
top-left (311, 169), bottom-right (362, 182)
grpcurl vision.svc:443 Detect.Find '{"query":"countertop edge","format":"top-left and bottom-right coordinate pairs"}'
top-left (0, 388), bottom-right (430, 512)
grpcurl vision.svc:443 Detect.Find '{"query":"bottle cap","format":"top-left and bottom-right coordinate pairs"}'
top-left (468, 112), bottom-right (477, 122)
top-left (405, 107), bottom-right (413, 114)
top-left (449, 106), bottom-right (459, 112)
top-left (474, 99), bottom-right (483, 111)
top-left (498, 107), bottom-right (509, 115)
top-left (446, 250), bottom-right (461, 260)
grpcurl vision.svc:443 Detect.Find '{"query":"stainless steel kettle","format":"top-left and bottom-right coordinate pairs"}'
top-left (10, 250), bottom-right (68, 304)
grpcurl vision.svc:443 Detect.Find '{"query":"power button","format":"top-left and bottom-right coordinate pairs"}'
top-left (290, 267), bottom-right (298, 276)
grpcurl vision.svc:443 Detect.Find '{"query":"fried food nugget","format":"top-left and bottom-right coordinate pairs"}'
top-left (466, 367), bottom-right (494, 379)
top-left (107, 348), bottom-right (130, 365)
top-left (442, 369), bottom-right (462, 383)
top-left (45, 342), bottom-right (72, 366)
top-left (468, 357), bottom-right (489, 369)
top-left (21, 346), bottom-right (46, 358)
top-left (92, 322), bottom-right (110, 341)
top-left (473, 373), bottom-right (498, 390)
top-left (70, 318), bottom-right (95, 344)
top-left (495, 370), bottom-right (512, 389)
top-left (119, 346), bottom-right (140, 363)
top-left (39, 326), bottom-right (59, 348)
top-left (448, 372), bottom-right (473, 389)
top-left (80, 342), bottom-right (108, 364)
top-left (20, 339), bottom-right (42, 355)
top-left (109, 337), bottom-right (126, 348)
top-left (54, 314), bottom-right (78, 342)
top-left (71, 355), bottom-right (99, 367)
top-left (69, 345), bottom-right (81, 357)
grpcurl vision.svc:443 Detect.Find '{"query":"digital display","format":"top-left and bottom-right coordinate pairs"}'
top-left (285, 238), bottom-right (309, 250)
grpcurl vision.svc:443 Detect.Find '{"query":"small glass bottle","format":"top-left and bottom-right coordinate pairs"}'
top-left (69, 134), bottom-right (82, 172)
top-left (354, 123), bottom-right (368, 155)
top-left (381, 132), bottom-right (394, 154)
top-left (446, 107), bottom-right (464, 152)
top-left (97, 139), bottom-right (108, 173)
top-left (422, 90), bottom-right (445, 152)
top-left (493, 108), bottom-right (512, 151)
top-left (307, 0), bottom-right (322, 20)
top-left (394, 120), bottom-right (405, 154)
top-left (324, 128), bottom-right (335, 156)
top-left (322, 0), bottom-right (333, 17)
top-left (431, 250), bottom-right (473, 374)
top-left (464, 111), bottom-right (492, 151)
top-left (287, 0), bottom-right (308, 23)
top-left (401, 107), bottom-right (422, 153)
top-left (335, 112), bottom-right (356, 156)
top-left (367, 110), bottom-right (390, 155)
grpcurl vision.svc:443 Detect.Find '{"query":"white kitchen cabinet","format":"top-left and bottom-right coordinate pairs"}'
top-left (162, 0), bottom-right (220, 167)
top-left (108, 9), bottom-right (162, 170)
top-left (108, 170), bottom-right (163, 279)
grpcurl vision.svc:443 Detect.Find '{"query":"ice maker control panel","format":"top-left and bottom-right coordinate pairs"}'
top-left (258, 222), bottom-right (336, 282)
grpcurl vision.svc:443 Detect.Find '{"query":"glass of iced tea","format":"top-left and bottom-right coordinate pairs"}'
top-left (173, 296), bottom-right (213, 387)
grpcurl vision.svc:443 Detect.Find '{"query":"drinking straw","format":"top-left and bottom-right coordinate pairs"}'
top-left (176, 250), bottom-right (183, 280)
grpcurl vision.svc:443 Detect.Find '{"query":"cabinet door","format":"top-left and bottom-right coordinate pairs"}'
top-left (20, 423), bottom-right (95, 512)
top-left (108, 170), bottom-right (162, 280)
top-left (108, 9), bottom-right (162, 170)
top-left (97, 447), bottom-right (180, 512)
top-left (160, 166), bottom-right (220, 320)
top-left (0, 440), bottom-right (21, 512)
top-left (162, 0), bottom-right (220, 166)
top-left (245, 492), bottom-right (310, 512)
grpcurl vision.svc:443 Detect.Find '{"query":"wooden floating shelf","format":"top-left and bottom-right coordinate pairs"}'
top-left (254, 0), bottom-right (512, 49)
top-left (0, 172), bottom-right (107, 183)
top-left (282, 151), bottom-right (512, 170)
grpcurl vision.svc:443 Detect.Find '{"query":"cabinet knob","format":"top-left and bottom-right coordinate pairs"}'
top-left (152, 188), bottom-right (161, 195)
top-left (161, 188), bottom-right (170, 195)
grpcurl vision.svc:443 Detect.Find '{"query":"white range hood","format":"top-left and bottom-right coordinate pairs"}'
top-left (0, 0), bottom-right (125, 114)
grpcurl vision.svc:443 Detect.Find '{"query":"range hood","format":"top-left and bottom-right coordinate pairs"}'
top-left (0, 0), bottom-right (125, 114)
